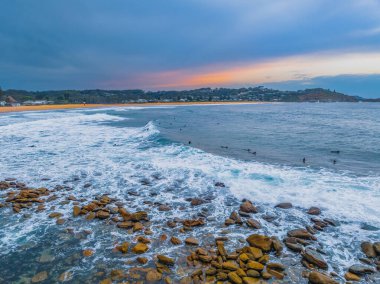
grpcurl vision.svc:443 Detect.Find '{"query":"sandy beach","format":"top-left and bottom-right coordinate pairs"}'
top-left (0, 101), bottom-right (263, 113)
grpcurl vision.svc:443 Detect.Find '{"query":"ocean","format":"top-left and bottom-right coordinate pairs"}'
top-left (0, 103), bottom-right (379, 283)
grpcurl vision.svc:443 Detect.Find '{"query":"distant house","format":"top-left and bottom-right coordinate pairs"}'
top-left (5, 96), bottom-right (20, 107)
top-left (22, 100), bottom-right (54, 106)
top-left (0, 101), bottom-right (6, 106)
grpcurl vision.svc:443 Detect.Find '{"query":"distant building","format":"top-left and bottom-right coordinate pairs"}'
top-left (22, 100), bottom-right (54, 106)
top-left (5, 96), bottom-right (20, 107)
top-left (0, 101), bottom-right (6, 106)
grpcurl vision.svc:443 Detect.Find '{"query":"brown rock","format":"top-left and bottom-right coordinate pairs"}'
top-left (170, 236), bottom-right (181, 245)
top-left (158, 204), bottom-right (171, 211)
top-left (58, 271), bottom-right (72, 282)
top-left (157, 255), bottom-right (175, 266)
top-left (117, 221), bottom-right (134, 229)
top-left (185, 237), bottom-right (199, 246)
top-left (82, 249), bottom-right (94, 257)
top-left (32, 271), bottom-right (48, 283)
top-left (373, 242), bottom-right (380, 255)
top-left (190, 198), bottom-right (205, 206)
top-left (182, 218), bottom-right (205, 227)
top-left (344, 272), bottom-right (360, 281)
top-left (308, 271), bottom-right (338, 284)
top-left (116, 242), bottom-right (129, 253)
top-left (228, 272), bottom-right (243, 284)
top-left (287, 229), bottom-right (316, 240)
top-left (222, 261), bottom-right (239, 270)
top-left (73, 206), bottom-right (81, 216)
top-left (246, 234), bottom-right (272, 251)
top-left (133, 222), bottom-right (144, 232)
top-left (246, 270), bottom-right (260, 277)
top-left (96, 210), bottom-right (110, 219)
top-left (240, 200), bottom-right (257, 213)
top-left (307, 206), bottom-right (321, 215)
top-left (246, 218), bottom-right (261, 229)
top-left (361, 242), bottom-right (376, 258)
top-left (271, 236), bottom-right (283, 255)
top-left (275, 202), bottom-right (293, 209)
top-left (302, 248), bottom-right (328, 269)
top-left (132, 242), bottom-right (149, 254)
top-left (248, 247), bottom-right (263, 259)
top-left (146, 269), bottom-right (162, 281)
top-left (246, 260), bottom-right (264, 271)
top-left (137, 257), bottom-right (148, 264)
top-left (49, 212), bottom-right (63, 218)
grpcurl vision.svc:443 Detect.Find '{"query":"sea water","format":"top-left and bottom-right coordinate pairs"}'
top-left (0, 103), bottom-right (379, 283)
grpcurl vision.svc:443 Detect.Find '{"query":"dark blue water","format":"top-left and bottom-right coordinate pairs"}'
top-left (112, 103), bottom-right (380, 176)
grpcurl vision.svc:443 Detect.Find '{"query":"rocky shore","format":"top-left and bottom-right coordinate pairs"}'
top-left (0, 178), bottom-right (379, 283)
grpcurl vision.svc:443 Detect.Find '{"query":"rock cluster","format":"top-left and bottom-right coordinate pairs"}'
top-left (184, 234), bottom-right (285, 283)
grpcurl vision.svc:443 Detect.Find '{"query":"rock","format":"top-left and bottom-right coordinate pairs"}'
top-left (307, 207), bottom-right (321, 215)
top-left (246, 260), bottom-right (264, 271)
top-left (117, 221), bottom-right (134, 229)
top-left (132, 242), bottom-right (149, 254)
top-left (38, 252), bottom-right (55, 263)
top-left (31, 271), bottom-right (48, 283)
top-left (56, 218), bottom-right (65, 225)
top-left (185, 237), bottom-right (199, 246)
top-left (222, 262), bottom-right (239, 270)
top-left (158, 204), bottom-right (171, 211)
top-left (130, 211), bottom-right (148, 221)
top-left (308, 271), bottom-right (338, 284)
top-left (225, 218), bottom-right (235, 226)
top-left (116, 242), bottom-right (129, 253)
top-left (267, 268), bottom-right (284, 279)
top-left (146, 269), bottom-right (162, 281)
top-left (287, 229), bottom-right (316, 240)
top-left (271, 236), bottom-right (283, 255)
top-left (58, 271), bottom-right (72, 282)
top-left (137, 236), bottom-right (151, 244)
top-left (246, 270), bottom-right (260, 277)
top-left (230, 211), bottom-right (243, 224)
top-left (49, 212), bottom-right (63, 218)
top-left (137, 257), bottom-right (148, 264)
top-left (246, 234), bottom-right (272, 251)
top-left (228, 271), bottom-right (243, 284)
top-left (170, 236), bottom-right (181, 245)
top-left (267, 262), bottom-right (285, 271)
top-left (215, 182), bottom-right (225, 187)
top-left (73, 206), bottom-right (81, 216)
top-left (240, 201), bottom-right (257, 213)
top-left (96, 210), bottom-right (110, 219)
top-left (182, 218), bottom-right (205, 227)
top-left (258, 254), bottom-right (270, 264)
top-left (246, 219), bottom-right (261, 229)
top-left (348, 264), bottom-right (375, 275)
top-left (190, 198), bottom-right (205, 206)
top-left (344, 272), bottom-right (360, 281)
top-left (302, 248), bottom-right (328, 269)
top-left (242, 277), bottom-right (259, 284)
top-left (275, 202), bottom-right (293, 209)
top-left (157, 255), bottom-right (175, 266)
top-left (82, 249), bottom-right (94, 257)
top-left (133, 222), bottom-right (144, 232)
top-left (361, 241), bottom-right (376, 258)
top-left (373, 242), bottom-right (380, 255)
top-left (248, 247), bottom-right (263, 259)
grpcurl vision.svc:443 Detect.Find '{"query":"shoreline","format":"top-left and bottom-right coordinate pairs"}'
top-left (0, 101), bottom-right (266, 114)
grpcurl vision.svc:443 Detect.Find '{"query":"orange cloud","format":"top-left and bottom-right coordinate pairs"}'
top-left (139, 51), bottom-right (380, 89)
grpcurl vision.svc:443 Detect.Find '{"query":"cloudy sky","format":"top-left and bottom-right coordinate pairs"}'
top-left (1, 0), bottom-right (380, 97)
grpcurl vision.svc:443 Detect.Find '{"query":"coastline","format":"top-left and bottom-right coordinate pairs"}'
top-left (0, 101), bottom-right (265, 114)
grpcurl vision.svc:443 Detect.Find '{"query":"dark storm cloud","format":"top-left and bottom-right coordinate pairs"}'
top-left (1, 0), bottom-right (380, 96)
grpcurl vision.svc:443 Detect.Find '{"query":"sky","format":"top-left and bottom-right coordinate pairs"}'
top-left (1, 0), bottom-right (380, 98)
